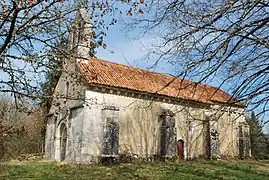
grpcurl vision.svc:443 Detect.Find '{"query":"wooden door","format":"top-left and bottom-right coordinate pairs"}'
top-left (177, 139), bottom-right (184, 160)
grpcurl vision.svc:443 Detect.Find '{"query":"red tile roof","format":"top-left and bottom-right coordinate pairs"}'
top-left (77, 57), bottom-right (241, 105)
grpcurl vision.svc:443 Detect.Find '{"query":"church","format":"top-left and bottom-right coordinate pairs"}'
top-left (45, 9), bottom-right (251, 164)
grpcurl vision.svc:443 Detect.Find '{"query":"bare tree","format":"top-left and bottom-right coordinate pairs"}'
top-left (123, 0), bottom-right (269, 124)
top-left (0, 0), bottom-right (140, 108)
top-left (0, 96), bottom-right (44, 160)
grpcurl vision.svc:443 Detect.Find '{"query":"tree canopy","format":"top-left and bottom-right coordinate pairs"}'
top-left (247, 111), bottom-right (269, 159)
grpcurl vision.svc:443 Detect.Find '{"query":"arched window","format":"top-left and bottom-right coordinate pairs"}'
top-left (72, 27), bottom-right (77, 47)
top-left (78, 21), bottom-right (84, 44)
top-left (65, 82), bottom-right (69, 103)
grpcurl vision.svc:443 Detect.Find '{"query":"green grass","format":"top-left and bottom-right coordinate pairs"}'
top-left (1, 160), bottom-right (269, 180)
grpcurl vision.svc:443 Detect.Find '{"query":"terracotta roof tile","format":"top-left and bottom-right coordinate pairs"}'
top-left (77, 57), bottom-right (241, 105)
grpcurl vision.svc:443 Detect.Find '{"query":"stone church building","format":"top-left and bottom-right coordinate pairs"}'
top-left (45, 9), bottom-right (251, 163)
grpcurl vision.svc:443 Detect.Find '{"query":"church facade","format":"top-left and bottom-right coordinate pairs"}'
top-left (45, 9), bottom-right (251, 164)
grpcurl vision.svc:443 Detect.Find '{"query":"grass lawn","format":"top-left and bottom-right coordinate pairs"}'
top-left (1, 160), bottom-right (269, 180)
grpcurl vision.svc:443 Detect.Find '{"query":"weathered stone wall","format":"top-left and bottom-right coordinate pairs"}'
top-left (48, 71), bottom-right (85, 115)
top-left (79, 102), bottom-right (103, 163)
top-left (65, 106), bottom-right (84, 163)
top-left (208, 105), bottom-right (246, 158)
top-left (81, 89), bottom-right (247, 160)
top-left (46, 81), bottom-right (248, 163)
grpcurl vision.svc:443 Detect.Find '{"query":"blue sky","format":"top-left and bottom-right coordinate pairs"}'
top-left (96, 24), bottom-right (174, 75)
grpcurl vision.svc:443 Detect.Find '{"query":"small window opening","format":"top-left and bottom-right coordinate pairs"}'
top-left (72, 27), bottom-right (77, 47)
top-left (64, 81), bottom-right (69, 103)
top-left (78, 21), bottom-right (84, 44)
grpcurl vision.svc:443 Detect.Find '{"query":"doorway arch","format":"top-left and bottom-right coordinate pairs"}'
top-left (177, 139), bottom-right (184, 160)
top-left (59, 123), bottom-right (67, 161)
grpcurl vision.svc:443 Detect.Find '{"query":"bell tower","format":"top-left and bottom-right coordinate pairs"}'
top-left (68, 9), bottom-right (93, 59)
